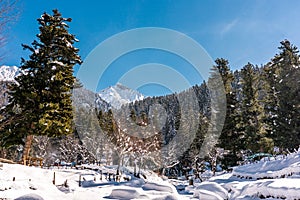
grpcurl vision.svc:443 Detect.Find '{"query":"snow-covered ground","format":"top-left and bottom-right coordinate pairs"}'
top-left (1, 150), bottom-right (300, 200)
top-left (0, 164), bottom-right (179, 200)
top-left (185, 151), bottom-right (300, 200)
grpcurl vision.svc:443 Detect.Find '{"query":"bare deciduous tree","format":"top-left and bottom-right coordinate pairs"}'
top-left (0, 0), bottom-right (18, 58)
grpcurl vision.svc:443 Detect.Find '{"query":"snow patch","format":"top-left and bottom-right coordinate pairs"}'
top-left (193, 182), bottom-right (228, 199)
top-left (107, 188), bottom-right (141, 199)
top-left (233, 151), bottom-right (300, 179)
top-left (142, 182), bottom-right (174, 193)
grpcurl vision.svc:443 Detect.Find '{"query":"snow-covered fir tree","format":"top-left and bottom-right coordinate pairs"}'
top-left (264, 40), bottom-right (300, 150)
top-left (0, 9), bottom-right (82, 146)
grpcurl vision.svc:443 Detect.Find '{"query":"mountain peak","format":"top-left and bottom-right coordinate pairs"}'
top-left (115, 82), bottom-right (127, 89)
top-left (97, 83), bottom-right (144, 109)
top-left (0, 65), bottom-right (21, 82)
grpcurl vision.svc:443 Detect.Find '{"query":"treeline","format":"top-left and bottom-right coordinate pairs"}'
top-left (216, 40), bottom-right (300, 168)
top-left (97, 40), bottom-right (300, 175)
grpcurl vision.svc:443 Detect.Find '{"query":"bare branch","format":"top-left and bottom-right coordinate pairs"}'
top-left (0, 0), bottom-right (19, 60)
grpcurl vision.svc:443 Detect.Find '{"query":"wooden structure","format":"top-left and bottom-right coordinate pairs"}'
top-left (21, 135), bottom-right (43, 167)
top-left (24, 156), bottom-right (43, 167)
top-left (0, 158), bottom-right (16, 164)
top-left (22, 135), bottom-right (34, 165)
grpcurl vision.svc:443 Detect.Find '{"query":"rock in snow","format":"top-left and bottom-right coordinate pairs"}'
top-left (14, 193), bottom-right (44, 200)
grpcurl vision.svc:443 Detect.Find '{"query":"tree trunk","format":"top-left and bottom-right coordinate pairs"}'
top-left (0, 147), bottom-right (6, 158)
top-left (117, 153), bottom-right (123, 176)
top-left (22, 135), bottom-right (33, 165)
top-left (138, 157), bottom-right (143, 177)
top-left (134, 159), bottom-right (137, 177)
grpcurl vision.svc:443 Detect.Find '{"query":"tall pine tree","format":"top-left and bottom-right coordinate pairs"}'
top-left (264, 40), bottom-right (300, 150)
top-left (0, 9), bottom-right (82, 146)
top-left (240, 63), bottom-right (272, 153)
top-left (213, 58), bottom-right (242, 168)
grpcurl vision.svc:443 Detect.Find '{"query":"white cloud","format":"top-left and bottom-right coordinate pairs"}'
top-left (220, 18), bottom-right (239, 36)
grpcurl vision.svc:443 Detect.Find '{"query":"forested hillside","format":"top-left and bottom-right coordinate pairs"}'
top-left (96, 40), bottom-right (300, 176)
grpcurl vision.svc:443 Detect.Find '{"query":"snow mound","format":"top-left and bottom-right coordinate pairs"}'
top-left (193, 182), bottom-right (228, 200)
top-left (14, 193), bottom-right (44, 200)
top-left (107, 188), bottom-right (141, 199)
top-left (124, 178), bottom-right (145, 187)
top-left (233, 151), bottom-right (300, 179)
top-left (231, 179), bottom-right (300, 199)
top-left (152, 194), bottom-right (179, 200)
top-left (142, 182), bottom-right (174, 193)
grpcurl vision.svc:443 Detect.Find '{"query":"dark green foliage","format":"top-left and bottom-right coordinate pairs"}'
top-left (212, 59), bottom-right (242, 168)
top-left (239, 63), bottom-right (273, 153)
top-left (264, 40), bottom-right (300, 150)
top-left (0, 10), bottom-right (82, 146)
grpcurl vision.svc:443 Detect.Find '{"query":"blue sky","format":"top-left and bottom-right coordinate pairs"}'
top-left (2, 0), bottom-right (300, 96)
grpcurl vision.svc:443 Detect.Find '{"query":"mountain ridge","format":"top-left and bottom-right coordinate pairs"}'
top-left (0, 66), bottom-right (21, 82)
top-left (97, 83), bottom-right (144, 109)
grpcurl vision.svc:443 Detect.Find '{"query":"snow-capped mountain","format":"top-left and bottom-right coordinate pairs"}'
top-left (96, 83), bottom-right (144, 109)
top-left (0, 66), bottom-right (21, 106)
top-left (0, 65), bottom-right (21, 82)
